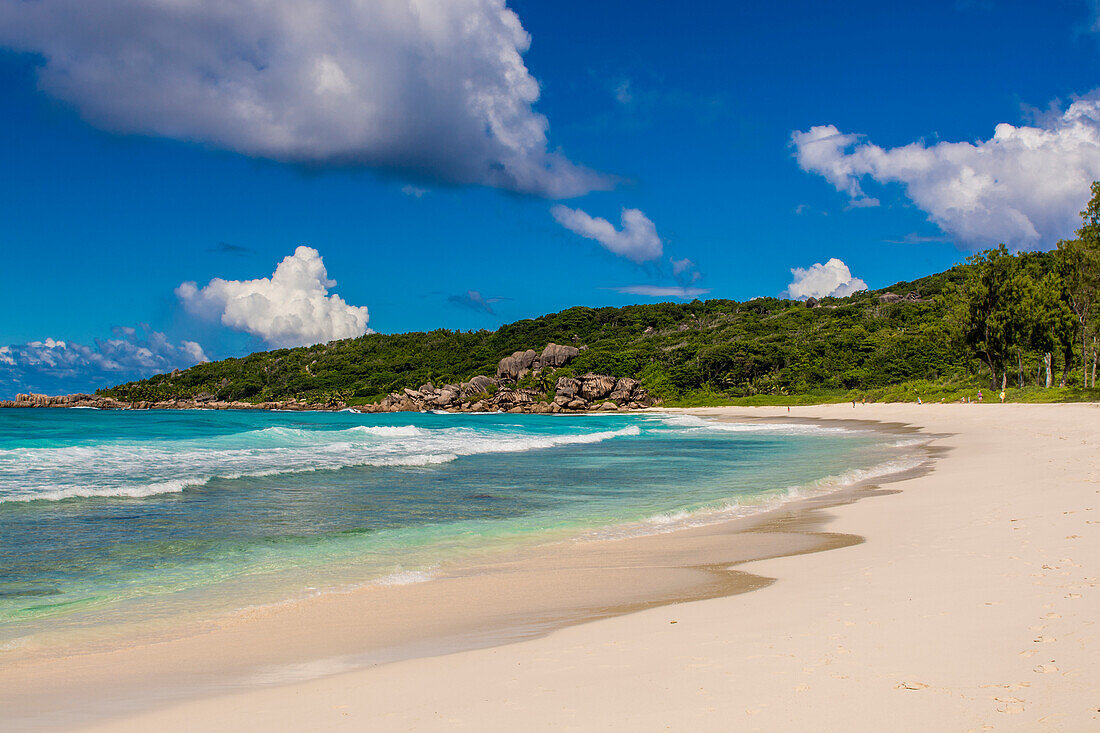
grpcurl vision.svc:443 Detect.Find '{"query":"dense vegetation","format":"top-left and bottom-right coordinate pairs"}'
top-left (959, 183), bottom-right (1100, 394)
top-left (103, 186), bottom-right (1100, 406)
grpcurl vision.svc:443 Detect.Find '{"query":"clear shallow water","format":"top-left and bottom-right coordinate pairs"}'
top-left (0, 409), bottom-right (919, 653)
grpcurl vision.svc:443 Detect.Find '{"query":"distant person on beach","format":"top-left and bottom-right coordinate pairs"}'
top-left (999, 389), bottom-right (1006, 403)
top-left (917, 397), bottom-right (922, 405)
top-left (977, 390), bottom-right (983, 402)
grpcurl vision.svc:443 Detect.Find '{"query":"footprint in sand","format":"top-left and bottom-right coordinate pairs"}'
top-left (1066, 593), bottom-right (1082, 599)
top-left (1033, 664), bottom-right (1058, 674)
top-left (1042, 612), bottom-right (1061, 619)
top-left (1033, 635), bottom-right (1056, 643)
top-left (896, 681), bottom-right (929, 690)
top-left (1019, 650), bottom-right (1038, 658)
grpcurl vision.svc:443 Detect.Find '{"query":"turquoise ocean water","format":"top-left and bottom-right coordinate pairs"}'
top-left (0, 409), bottom-right (921, 654)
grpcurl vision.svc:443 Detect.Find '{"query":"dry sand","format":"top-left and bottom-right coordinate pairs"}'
top-left (12, 403), bottom-right (1100, 731)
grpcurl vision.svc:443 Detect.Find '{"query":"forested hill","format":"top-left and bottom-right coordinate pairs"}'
top-left (103, 263), bottom-right (983, 405)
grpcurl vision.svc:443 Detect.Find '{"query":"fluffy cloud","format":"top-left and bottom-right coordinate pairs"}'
top-left (791, 96), bottom-right (1100, 249)
top-left (0, 0), bottom-right (610, 197)
top-left (0, 326), bottom-right (207, 396)
top-left (551, 205), bottom-right (663, 263)
top-left (178, 246), bottom-right (370, 348)
top-left (786, 258), bottom-right (867, 300)
top-left (614, 285), bottom-right (709, 299)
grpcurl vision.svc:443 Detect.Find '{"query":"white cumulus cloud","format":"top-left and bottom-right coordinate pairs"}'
top-left (0, 326), bottom-right (208, 396)
top-left (791, 95), bottom-right (1100, 249)
top-left (786, 258), bottom-right (867, 300)
top-left (0, 0), bottom-right (610, 197)
top-left (551, 205), bottom-right (663, 263)
top-left (177, 246), bottom-right (370, 348)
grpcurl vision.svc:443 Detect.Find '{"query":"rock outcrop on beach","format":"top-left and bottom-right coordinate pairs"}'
top-left (360, 373), bottom-right (653, 414)
top-left (359, 343), bottom-right (654, 414)
top-left (0, 342), bottom-right (656, 413)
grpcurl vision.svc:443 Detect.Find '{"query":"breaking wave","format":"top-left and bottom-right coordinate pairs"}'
top-left (0, 424), bottom-right (640, 503)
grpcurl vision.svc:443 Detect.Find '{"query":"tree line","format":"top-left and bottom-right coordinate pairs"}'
top-left (961, 182), bottom-right (1100, 390)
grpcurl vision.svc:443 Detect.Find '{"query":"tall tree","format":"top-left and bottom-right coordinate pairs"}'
top-left (1012, 253), bottom-right (1074, 388)
top-left (1056, 182), bottom-right (1100, 387)
top-left (962, 245), bottom-right (1024, 388)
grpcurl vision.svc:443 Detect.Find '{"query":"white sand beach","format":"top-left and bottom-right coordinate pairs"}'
top-left (51, 403), bottom-right (1095, 732)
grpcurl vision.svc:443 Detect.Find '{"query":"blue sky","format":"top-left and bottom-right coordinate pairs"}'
top-left (2, 0), bottom-right (1099, 395)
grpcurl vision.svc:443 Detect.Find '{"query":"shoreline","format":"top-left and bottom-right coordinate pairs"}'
top-left (4, 403), bottom-right (1097, 731)
top-left (0, 411), bottom-right (927, 730)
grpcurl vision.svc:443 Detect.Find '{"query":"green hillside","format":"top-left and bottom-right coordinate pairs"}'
top-left (95, 256), bottom-right (1083, 407)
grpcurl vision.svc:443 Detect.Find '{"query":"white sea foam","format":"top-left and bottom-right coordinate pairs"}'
top-left (891, 438), bottom-right (929, 448)
top-left (578, 453), bottom-right (926, 542)
top-left (346, 425), bottom-right (424, 437)
top-left (372, 569), bottom-right (437, 586)
top-left (0, 423), bottom-right (641, 503)
top-left (0, 478), bottom-right (196, 503)
top-left (651, 413), bottom-right (859, 435)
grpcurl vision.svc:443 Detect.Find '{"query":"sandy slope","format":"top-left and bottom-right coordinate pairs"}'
top-left (82, 403), bottom-right (1099, 732)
